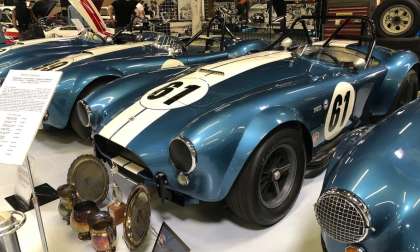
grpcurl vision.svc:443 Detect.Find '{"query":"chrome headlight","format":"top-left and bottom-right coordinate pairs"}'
top-left (76, 100), bottom-right (92, 127)
top-left (169, 137), bottom-right (197, 175)
top-left (315, 188), bottom-right (371, 244)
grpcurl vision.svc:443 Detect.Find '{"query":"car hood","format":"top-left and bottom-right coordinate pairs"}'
top-left (97, 50), bottom-right (319, 155)
top-left (323, 100), bottom-right (420, 231)
top-left (0, 37), bottom-right (97, 76)
top-left (34, 41), bottom-right (157, 70)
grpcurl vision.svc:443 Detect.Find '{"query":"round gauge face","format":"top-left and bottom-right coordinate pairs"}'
top-left (67, 155), bottom-right (109, 204)
top-left (123, 185), bottom-right (151, 250)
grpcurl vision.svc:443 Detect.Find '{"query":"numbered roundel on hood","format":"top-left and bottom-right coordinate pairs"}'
top-left (140, 78), bottom-right (209, 110)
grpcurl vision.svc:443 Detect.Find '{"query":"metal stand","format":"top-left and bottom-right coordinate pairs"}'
top-left (25, 156), bottom-right (49, 252)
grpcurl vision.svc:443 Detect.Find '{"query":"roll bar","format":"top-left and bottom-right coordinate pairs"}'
top-left (268, 15), bottom-right (377, 70)
top-left (184, 12), bottom-right (236, 51)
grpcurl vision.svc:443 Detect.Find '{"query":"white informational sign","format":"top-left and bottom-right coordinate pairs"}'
top-left (0, 70), bottom-right (62, 166)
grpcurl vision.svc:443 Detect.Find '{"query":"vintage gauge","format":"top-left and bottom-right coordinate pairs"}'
top-left (67, 155), bottom-right (109, 205)
top-left (123, 185), bottom-right (151, 250)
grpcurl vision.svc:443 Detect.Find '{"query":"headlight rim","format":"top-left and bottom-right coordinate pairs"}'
top-left (169, 136), bottom-right (197, 175)
top-left (76, 99), bottom-right (92, 128)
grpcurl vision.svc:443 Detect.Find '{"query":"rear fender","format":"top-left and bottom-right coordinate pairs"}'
top-left (368, 51), bottom-right (419, 116)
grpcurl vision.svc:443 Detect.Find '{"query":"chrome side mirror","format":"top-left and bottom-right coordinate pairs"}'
top-left (353, 58), bottom-right (366, 71)
top-left (281, 37), bottom-right (293, 50)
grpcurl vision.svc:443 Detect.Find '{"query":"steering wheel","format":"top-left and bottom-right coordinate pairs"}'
top-left (318, 51), bottom-right (341, 65)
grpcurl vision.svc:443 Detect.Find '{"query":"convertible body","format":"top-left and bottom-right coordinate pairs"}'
top-left (315, 98), bottom-right (420, 252)
top-left (0, 0), bottom-right (114, 79)
top-left (84, 16), bottom-right (420, 225)
top-left (38, 16), bottom-right (267, 136)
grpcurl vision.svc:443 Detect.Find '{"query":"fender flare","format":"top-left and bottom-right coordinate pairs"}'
top-left (52, 68), bottom-right (123, 128)
top-left (368, 51), bottom-right (420, 117)
top-left (216, 106), bottom-right (312, 200)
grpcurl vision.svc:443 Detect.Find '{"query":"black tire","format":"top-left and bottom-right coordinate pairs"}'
top-left (390, 69), bottom-right (419, 112)
top-left (373, 0), bottom-right (420, 38)
top-left (70, 77), bottom-right (117, 140)
top-left (226, 128), bottom-right (306, 226)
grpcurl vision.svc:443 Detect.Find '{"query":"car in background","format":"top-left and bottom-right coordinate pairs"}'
top-left (100, 6), bottom-right (113, 27)
top-left (84, 16), bottom-right (419, 226)
top-left (37, 14), bottom-right (267, 139)
top-left (373, 0), bottom-right (420, 38)
top-left (0, 0), bottom-right (144, 79)
top-left (315, 97), bottom-right (420, 252)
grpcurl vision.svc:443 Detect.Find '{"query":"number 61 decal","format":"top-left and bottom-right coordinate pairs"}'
top-left (140, 78), bottom-right (209, 110)
top-left (324, 82), bottom-right (355, 141)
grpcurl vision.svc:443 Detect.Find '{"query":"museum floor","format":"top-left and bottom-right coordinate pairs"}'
top-left (0, 129), bottom-right (324, 252)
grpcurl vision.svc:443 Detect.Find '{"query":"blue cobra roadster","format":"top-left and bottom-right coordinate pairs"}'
top-left (315, 98), bottom-right (420, 252)
top-left (37, 14), bottom-right (267, 139)
top-left (0, 0), bottom-right (112, 78)
top-left (83, 16), bottom-right (419, 226)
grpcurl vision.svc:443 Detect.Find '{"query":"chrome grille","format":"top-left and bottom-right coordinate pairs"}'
top-left (315, 188), bottom-right (370, 244)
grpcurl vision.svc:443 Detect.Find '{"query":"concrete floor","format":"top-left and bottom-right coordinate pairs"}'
top-left (0, 129), bottom-right (324, 252)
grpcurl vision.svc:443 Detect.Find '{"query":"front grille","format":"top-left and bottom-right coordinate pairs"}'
top-left (315, 188), bottom-right (370, 244)
top-left (94, 135), bottom-right (153, 179)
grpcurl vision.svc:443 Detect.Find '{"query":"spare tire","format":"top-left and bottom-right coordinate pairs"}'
top-left (373, 0), bottom-right (420, 38)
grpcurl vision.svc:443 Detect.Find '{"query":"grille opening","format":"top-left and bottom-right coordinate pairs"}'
top-left (94, 135), bottom-right (154, 179)
top-left (315, 189), bottom-right (370, 244)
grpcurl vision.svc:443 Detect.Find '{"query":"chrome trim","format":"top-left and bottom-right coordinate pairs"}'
top-left (170, 136), bottom-right (197, 175)
top-left (315, 188), bottom-right (371, 244)
top-left (77, 100), bottom-right (92, 127)
top-left (345, 245), bottom-right (366, 252)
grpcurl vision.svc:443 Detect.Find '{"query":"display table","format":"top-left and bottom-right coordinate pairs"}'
top-left (0, 129), bottom-right (323, 252)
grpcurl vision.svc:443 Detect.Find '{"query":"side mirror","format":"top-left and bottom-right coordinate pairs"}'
top-left (353, 58), bottom-right (366, 71)
top-left (281, 37), bottom-right (293, 50)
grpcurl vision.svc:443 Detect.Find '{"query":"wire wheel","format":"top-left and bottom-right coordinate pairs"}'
top-left (380, 4), bottom-right (414, 36)
top-left (258, 144), bottom-right (297, 209)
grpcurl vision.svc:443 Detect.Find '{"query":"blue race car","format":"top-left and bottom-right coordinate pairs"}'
top-left (0, 0), bottom-right (143, 78)
top-left (315, 98), bottom-right (420, 252)
top-left (37, 14), bottom-right (268, 139)
top-left (84, 16), bottom-right (419, 226)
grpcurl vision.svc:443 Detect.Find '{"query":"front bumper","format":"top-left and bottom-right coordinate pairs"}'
top-left (94, 140), bottom-right (198, 206)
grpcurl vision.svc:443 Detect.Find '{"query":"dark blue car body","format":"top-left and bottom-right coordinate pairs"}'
top-left (0, 36), bottom-right (103, 78)
top-left (317, 98), bottom-right (420, 252)
top-left (40, 37), bottom-right (268, 130)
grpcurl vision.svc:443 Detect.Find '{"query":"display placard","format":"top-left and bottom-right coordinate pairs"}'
top-left (0, 70), bottom-right (62, 166)
top-left (153, 222), bottom-right (190, 252)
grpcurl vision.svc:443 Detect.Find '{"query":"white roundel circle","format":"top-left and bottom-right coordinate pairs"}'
top-left (161, 59), bottom-right (185, 69)
top-left (324, 82), bottom-right (355, 141)
top-left (140, 78), bottom-right (209, 110)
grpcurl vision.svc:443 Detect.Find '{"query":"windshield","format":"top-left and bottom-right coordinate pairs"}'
top-left (78, 30), bottom-right (107, 43)
top-left (296, 45), bottom-right (379, 68)
top-left (153, 34), bottom-right (183, 54)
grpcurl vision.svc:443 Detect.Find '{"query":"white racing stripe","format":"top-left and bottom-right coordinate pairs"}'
top-left (99, 50), bottom-right (292, 147)
top-left (110, 109), bottom-right (169, 147)
top-left (39, 41), bottom-right (154, 71)
top-left (99, 102), bottom-right (145, 138)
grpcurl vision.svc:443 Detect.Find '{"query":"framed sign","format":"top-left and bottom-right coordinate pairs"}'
top-left (152, 222), bottom-right (190, 252)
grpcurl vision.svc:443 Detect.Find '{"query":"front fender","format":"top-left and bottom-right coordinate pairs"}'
top-left (182, 100), bottom-right (309, 201)
top-left (45, 67), bottom-right (123, 128)
top-left (368, 50), bottom-right (419, 116)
